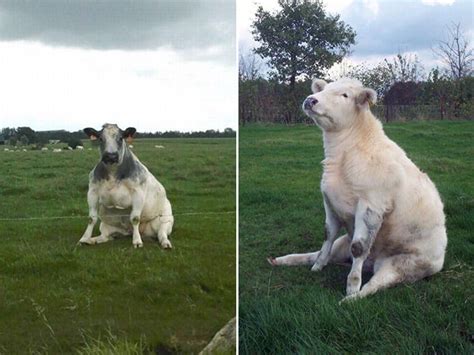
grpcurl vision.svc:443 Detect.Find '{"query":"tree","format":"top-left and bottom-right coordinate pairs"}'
top-left (19, 135), bottom-right (29, 146)
top-left (239, 49), bottom-right (264, 81)
top-left (346, 62), bottom-right (392, 100)
top-left (384, 53), bottom-right (425, 83)
top-left (252, 0), bottom-right (355, 90)
top-left (16, 127), bottom-right (37, 144)
top-left (433, 22), bottom-right (473, 79)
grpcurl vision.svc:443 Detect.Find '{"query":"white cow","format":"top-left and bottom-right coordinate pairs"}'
top-left (78, 123), bottom-right (174, 249)
top-left (76, 146), bottom-right (84, 150)
top-left (269, 78), bottom-right (447, 302)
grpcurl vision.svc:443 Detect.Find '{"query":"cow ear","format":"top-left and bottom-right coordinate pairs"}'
top-left (84, 128), bottom-right (99, 141)
top-left (311, 79), bottom-right (327, 93)
top-left (123, 127), bottom-right (136, 143)
top-left (356, 88), bottom-right (377, 107)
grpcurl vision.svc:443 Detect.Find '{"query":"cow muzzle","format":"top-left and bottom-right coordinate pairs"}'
top-left (303, 97), bottom-right (318, 110)
top-left (102, 152), bottom-right (119, 164)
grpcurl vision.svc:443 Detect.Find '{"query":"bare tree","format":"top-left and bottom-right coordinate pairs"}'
top-left (239, 49), bottom-right (264, 81)
top-left (384, 53), bottom-right (425, 83)
top-left (433, 22), bottom-right (473, 79)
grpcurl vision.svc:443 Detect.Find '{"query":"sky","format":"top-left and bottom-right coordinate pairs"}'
top-left (0, 1), bottom-right (236, 132)
top-left (238, 0), bottom-right (473, 77)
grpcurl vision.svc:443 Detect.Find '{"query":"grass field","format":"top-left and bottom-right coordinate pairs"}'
top-left (0, 138), bottom-right (236, 353)
top-left (239, 121), bottom-right (474, 354)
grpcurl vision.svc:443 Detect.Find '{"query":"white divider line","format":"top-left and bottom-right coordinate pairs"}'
top-left (0, 211), bottom-right (235, 222)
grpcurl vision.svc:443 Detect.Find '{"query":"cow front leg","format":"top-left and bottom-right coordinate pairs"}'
top-left (130, 190), bottom-right (146, 248)
top-left (346, 200), bottom-right (383, 296)
top-left (79, 187), bottom-right (99, 245)
top-left (311, 193), bottom-right (342, 271)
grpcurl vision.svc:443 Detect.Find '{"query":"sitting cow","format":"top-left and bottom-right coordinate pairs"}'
top-left (78, 123), bottom-right (173, 248)
top-left (269, 78), bottom-right (447, 302)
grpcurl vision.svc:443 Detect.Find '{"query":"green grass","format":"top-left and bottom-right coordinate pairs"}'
top-left (239, 121), bottom-right (474, 354)
top-left (0, 138), bottom-right (236, 353)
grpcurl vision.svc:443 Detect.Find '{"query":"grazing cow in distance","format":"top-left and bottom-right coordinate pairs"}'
top-left (78, 123), bottom-right (173, 248)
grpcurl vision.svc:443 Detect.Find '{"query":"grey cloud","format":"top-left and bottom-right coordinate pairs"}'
top-left (0, 0), bottom-right (235, 62)
top-left (340, 0), bottom-right (473, 58)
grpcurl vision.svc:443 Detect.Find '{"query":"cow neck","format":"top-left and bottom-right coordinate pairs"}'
top-left (97, 147), bottom-right (137, 181)
top-left (322, 110), bottom-right (381, 161)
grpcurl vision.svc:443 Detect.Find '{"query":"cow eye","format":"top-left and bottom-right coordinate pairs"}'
top-left (342, 93), bottom-right (348, 98)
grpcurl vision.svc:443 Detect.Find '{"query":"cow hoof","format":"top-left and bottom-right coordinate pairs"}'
top-left (339, 293), bottom-right (359, 305)
top-left (267, 257), bottom-right (277, 266)
top-left (78, 238), bottom-right (95, 245)
top-left (161, 240), bottom-right (172, 249)
top-left (310, 262), bottom-right (324, 272)
top-left (133, 243), bottom-right (143, 248)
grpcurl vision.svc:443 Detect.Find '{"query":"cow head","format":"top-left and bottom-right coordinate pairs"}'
top-left (84, 124), bottom-right (136, 165)
top-left (302, 78), bottom-right (377, 131)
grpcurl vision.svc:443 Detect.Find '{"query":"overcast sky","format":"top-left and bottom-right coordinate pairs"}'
top-left (0, 0), bottom-right (236, 132)
top-left (238, 0), bottom-right (473, 76)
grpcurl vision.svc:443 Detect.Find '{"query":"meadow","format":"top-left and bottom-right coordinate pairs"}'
top-left (239, 121), bottom-right (474, 354)
top-left (0, 137), bottom-right (236, 353)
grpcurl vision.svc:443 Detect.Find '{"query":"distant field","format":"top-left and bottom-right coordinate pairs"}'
top-left (0, 138), bottom-right (236, 353)
top-left (239, 121), bottom-right (474, 354)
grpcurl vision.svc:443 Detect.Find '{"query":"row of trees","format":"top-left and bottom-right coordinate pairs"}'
top-left (0, 127), bottom-right (236, 147)
top-left (239, 0), bottom-right (473, 124)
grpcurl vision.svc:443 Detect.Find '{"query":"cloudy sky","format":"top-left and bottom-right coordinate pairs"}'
top-left (238, 0), bottom-right (473, 75)
top-left (0, 1), bottom-right (236, 132)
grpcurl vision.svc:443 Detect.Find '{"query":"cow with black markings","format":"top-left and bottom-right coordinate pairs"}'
top-left (78, 123), bottom-right (173, 249)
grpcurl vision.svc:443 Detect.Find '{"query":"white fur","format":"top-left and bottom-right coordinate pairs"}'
top-left (270, 78), bottom-right (447, 302)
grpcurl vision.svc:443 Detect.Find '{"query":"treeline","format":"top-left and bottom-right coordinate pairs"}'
top-left (0, 127), bottom-right (236, 147)
top-left (239, 73), bottom-right (474, 124)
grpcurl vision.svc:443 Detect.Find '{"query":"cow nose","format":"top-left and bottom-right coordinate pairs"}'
top-left (102, 152), bottom-right (119, 164)
top-left (304, 97), bottom-right (318, 110)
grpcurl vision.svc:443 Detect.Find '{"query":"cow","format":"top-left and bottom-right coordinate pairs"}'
top-left (78, 123), bottom-right (174, 249)
top-left (268, 78), bottom-right (447, 302)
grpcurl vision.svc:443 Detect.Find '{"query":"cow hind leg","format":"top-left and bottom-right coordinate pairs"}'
top-left (147, 215), bottom-right (173, 249)
top-left (156, 216), bottom-right (174, 249)
top-left (268, 234), bottom-right (351, 267)
top-left (341, 253), bottom-right (438, 303)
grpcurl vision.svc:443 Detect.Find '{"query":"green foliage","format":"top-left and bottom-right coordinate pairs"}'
top-left (239, 122), bottom-right (474, 354)
top-left (0, 138), bottom-right (236, 353)
top-left (252, 0), bottom-right (355, 88)
top-left (17, 126), bottom-right (37, 144)
top-left (384, 53), bottom-right (425, 83)
top-left (345, 62), bottom-right (392, 100)
top-left (19, 134), bottom-right (29, 146)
